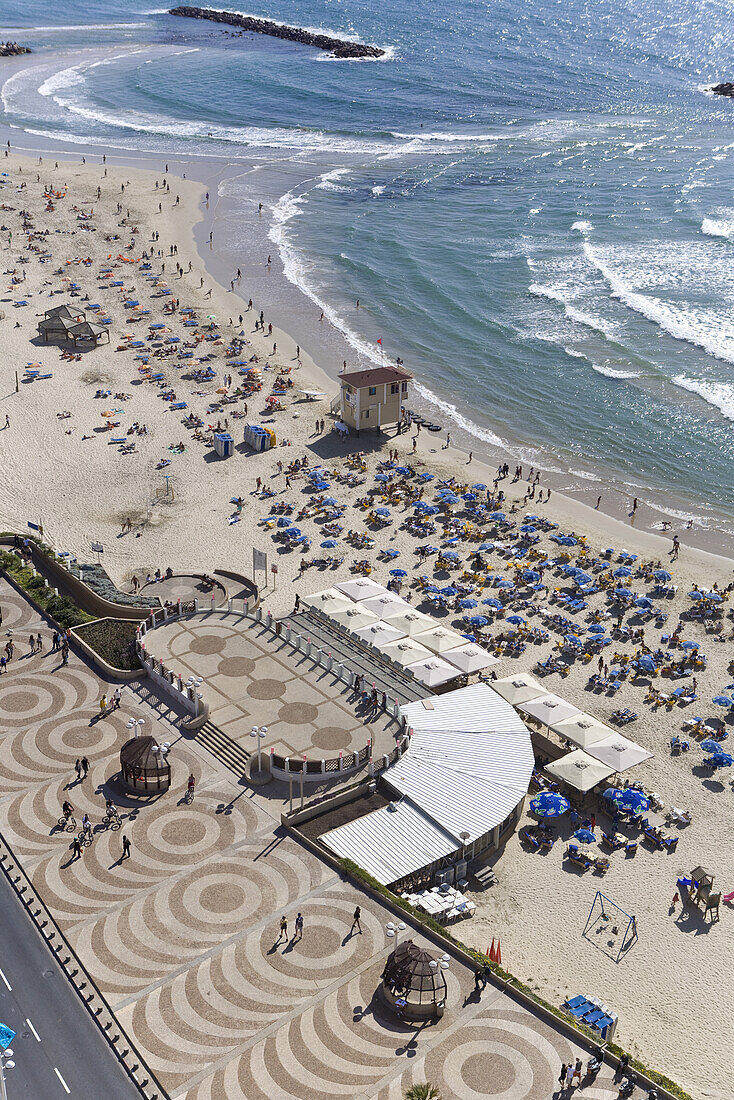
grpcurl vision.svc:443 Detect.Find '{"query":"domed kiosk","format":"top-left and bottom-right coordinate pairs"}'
top-left (379, 939), bottom-right (448, 1021)
top-left (120, 735), bottom-right (171, 794)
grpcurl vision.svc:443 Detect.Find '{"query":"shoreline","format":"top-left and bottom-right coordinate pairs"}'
top-left (0, 98), bottom-right (732, 571)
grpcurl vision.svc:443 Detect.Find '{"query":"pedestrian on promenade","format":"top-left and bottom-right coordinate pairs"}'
top-left (559, 1064), bottom-right (567, 1088)
top-left (72, 837), bottom-right (82, 861)
top-left (0, 656), bottom-right (5, 674)
top-left (112, 687), bottom-right (122, 710)
top-left (572, 1058), bottom-right (582, 1085)
top-left (295, 912), bottom-right (303, 939)
top-left (277, 915), bottom-right (288, 942)
top-left (351, 906), bottom-right (362, 934)
top-left (74, 759), bottom-right (82, 782)
top-left (122, 835), bottom-right (131, 860)
top-left (80, 756), bottom-right (89, 779)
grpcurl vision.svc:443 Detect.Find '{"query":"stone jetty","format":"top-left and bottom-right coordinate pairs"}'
top-left (0, 42), bottom-right (31, 56)
top-left (168, 6), bottom-right (384, 59)
top-left (710, 82), bottom-right (734, 98)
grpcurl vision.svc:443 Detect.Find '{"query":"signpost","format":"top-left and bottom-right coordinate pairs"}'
top-left (252, 548), bottom-right (268, 587)
top-left (91, 540), bottom-right (103, 565)
top-left (271, 563), bottom-right (278, 588)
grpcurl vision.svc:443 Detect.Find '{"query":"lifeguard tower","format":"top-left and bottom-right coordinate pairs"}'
top-left (337, 364), bottom-right (411, 434)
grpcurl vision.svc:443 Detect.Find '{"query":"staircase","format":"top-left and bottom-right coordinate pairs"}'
top-left (196, 720), bottom-right (251, 777)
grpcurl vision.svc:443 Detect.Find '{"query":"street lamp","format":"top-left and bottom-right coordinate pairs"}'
top-left (186, 676), bottom-right (203, 717)
top-left (250, 726), bottom-right (267, 771)
top-left (0, 1047), bottom-right (14, 1100)
top-left (126, 717), bottom-right (145, 738)
top-left (385, 920), bottom-right (406, 947)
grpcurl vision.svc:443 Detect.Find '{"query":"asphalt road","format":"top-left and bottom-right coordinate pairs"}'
top-left (0, 868), bottom-right (142, 1099)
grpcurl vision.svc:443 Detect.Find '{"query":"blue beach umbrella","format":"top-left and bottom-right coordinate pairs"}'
top-left (390, 568), bottom-right (408, 577)
top-left (680, 640), bottom-right (698, 650)
top-left (489, 511), bottom-right (506, 521)
top-left (320, 539), bottom-right (338, 548)
top-left (478, 542), bottom-right (495, 551)
top-left (688, 591), bottom-right (704, 600)
top-left (700, 738), bottom-right (722, 754)
top-left (443, 551), bottom-right (460, 561)
top-left (375, 473), bottom-right (390, 482)
top-left (614, 566), bottom-right (633, 578)
top-left (467, 615), bottom-right (489, 627)
top-left (523, 569), bottom-right (541, 582)
top-left (506, 614), bottom-right (526, 625)
top-left (654, 569), bottom-right (671, 582)
top-left (472, 483), bottom-right (487, 490)
top-left (276, 516), bottom-right (292, 527)
top-left (574, 828), bottom-right (596, 844)
top-left (614, 587), bottom-right (633, 599)
top-left (530, 792), bottom-right (570, 818)
top-left (704, 591), bottom-right (723, 602)
top-left (441, 585), bottom-right (458, 596)
top-left (287, 527), bottom-right (301, 538)
top-left (497, 579), bottom-right (515, 589)
top-left (484, 597), bottom-right (503, 609)
top-left (708, 753), bottom-right (734, 768)
top-left (587, 624), bottom-right (606, 635)
top-left (563, 634), bottom-right (583, 648)
top-left (618, 790), bottom-right (649, 813)
top-left (458, 598), bottom-right (478, 609)
top-left (384, 548), bottom-right (400, 559)
top-left (374, 507), bottom-right (391, 517)
top-left (636, 655), bottom-right (656, 673)
top-left (712, 695), bottom-right (732, 707)
top-left (322, 496), bottom-right (338, 506)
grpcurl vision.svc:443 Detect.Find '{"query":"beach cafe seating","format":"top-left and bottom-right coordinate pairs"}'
top-left (670, 736), bottom-right (690, 754)
top-left (564, 844), bottom-right (592, 870)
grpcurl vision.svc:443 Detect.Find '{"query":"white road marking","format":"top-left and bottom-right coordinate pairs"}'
top-left (54, 1067), bottom-right (70, 1094)
top-left (0, 968), bottom-right (11, 991)
top-left (26, 1017), bottom-right (41, 1042)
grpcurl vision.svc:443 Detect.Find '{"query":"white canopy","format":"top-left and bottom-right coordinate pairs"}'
top-left (413, 625), bottom-right (466, 654)
top-left (335, 577), bottom-right (389, 601)
top-left (546, 749), bottom-right (614, 792)
top-left (442, 642), bottom-right (498, 674)
top-left (518, 693), bottom-right (581, 727)
top-left (353, 620), bottom-right (407, 647)
top-left (551, 712), bottom-right (615, 750)
top-left (381, 637), bottom-right (433, 667)
top-left (300, 588), bottom-right (353, 614)
top-left (380, 607), bottom-right (435, 637)
top-left (586, 734), bottom-right (653, 772)
top-left (329, 604), bottom-right (379, 631)
top-left (360, 592), bottom-right (410, 618)
top-left (405, 656), bottom-right (458, 687)
top-left (491, 673), bottom-right (545, 706)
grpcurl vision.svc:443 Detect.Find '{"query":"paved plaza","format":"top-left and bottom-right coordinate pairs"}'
top-left (147, 612), bottom-right (400, 761)
top-left (0, 578), bottom-right (626, 1099)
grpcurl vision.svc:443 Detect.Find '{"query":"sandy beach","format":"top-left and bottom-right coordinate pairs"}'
top-left (1, 149), bottom-right (733, 1096)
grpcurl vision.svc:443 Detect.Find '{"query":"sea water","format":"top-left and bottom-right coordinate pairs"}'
top-left (2, 0), bottom-right (734, 535)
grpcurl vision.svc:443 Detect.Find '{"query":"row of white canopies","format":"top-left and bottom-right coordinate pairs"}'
top-left (300, 576), bottom-right (498, 687)
top-left (491, 672), bottom-right (653, 792)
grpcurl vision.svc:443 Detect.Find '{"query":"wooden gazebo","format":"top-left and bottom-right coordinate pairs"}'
top-left (120, 735), bottom-right (171, 793)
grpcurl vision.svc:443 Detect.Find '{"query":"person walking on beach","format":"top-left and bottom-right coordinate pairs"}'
top-left (443, 432), bottom-right (451, 449)
top-left (351, 906), bottom-right (362, 934)
top-left (671, 534), bottom-right (680, 560)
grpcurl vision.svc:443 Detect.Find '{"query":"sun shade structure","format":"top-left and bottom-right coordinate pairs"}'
top-left (412, 625), bottom-right (466, 654)
top-left (405, 656), bottom-right (458, 687)
top-left (442, 642), bottom-right (498, 674)
top-left (353, 620), bottom-right (408, 647)
top-left (299, 588), bottom-right (353, 615)
top-left (328, 604), bottom-right (379, 631)
top-left (360, 592), bottom-right (410, 618)
top-left (379, 607), bottom-right (435, 636)
top-left (585, 733), bottom-right (653, 772)
top-left (491, 673), bottom-right (545, 706)
top-left (551, 712), bottom-right (615, 750)
top-left (335, 577), bottom-right (390, 601)
top-left (38, 304), bottom-right (111, 345)
top-left (381, 637), bottom-right (433, 667)
top-left (517, 693), bottom-right (581, 727)
top-left (545, 749), bottom-right (614, 792)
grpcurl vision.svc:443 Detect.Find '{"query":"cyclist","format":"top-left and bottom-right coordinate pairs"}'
top-left (81, 812), bottom-right (92, 835)
top-left (187, 773), bottom-right (196, 798)
top-left (62, 800), bottom-right (74, 820)
top-left (105, 798), bottom-right (116, 819)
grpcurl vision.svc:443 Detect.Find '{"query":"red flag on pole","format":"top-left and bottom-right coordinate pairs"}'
top-left (496, 939), bottom-right (502, 966)
top-left (377, 338), bottom-right (382, 345)
top-left (489, 938), bottom-right (496, 963)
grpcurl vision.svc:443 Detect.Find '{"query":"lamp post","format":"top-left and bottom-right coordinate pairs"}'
top-left (0, 1046), bottom-right (15, 1100)
top-left (249, 726), bottom-right (267, 772)
top-left (126, 717), bottom-right (145, 738)
top-left (385, 920), bottom-right (406, 947)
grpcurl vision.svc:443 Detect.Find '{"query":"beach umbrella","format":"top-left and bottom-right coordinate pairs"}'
top-left (443, 551), bottom-right (460, 561)
top-left (587, 624), bottom-right (606, 634)
top-left (478, 542), bottom-right (495, 551)
top-left (634, 596), bottom-right (653, 609)
top-left (445, 537), bottom-right (460, 545)
top-left (708, 753), bottom-right (734, 768)
top-left (441, 585), bottom-right (458, 596)
top-left (574, 828), bottom-right (596, 844)
top-left (653, 569), bottom-right (672, 582)
top-left (680, 640), bottom-right (698, 650)
top-left (467, 615), bottom-right (489, 627)
top-left (313, 481), bottom-right (330, 491)
top-left (563, 634), bottom-right (583, 648)
top-left (523, 569), bottom-right (541, 582)
top-left (374, 507), bottom-right (391, 517)
top-left (712, 695), bottom-right (732, 707)
top-left (506, 614), bottom-right (526, 625)
top-left (520, 524), bottom-right (537, 533)
top-left (424, 585), bottom-right (440, 593)
top-left (530, 792), bottom-right (570, 819)
top-left (636, 655), bottom-right (656, 673)
top-left (322, 496), bottom-right (338, 506)
top-left (384, 548), bottom-right (401, 559)
top-left (618, 790), bottom-right (649, 813)
top-left (294, 535), bottom-right (310, 543)
top-left (489, 511), bottom-right (506, 521)
top-left (374, 473), bottom-right (390, 482)
top-left (462, 492), bottom-right (478, 501)
top-left (458, 598), bottom-right (478, 609)
top-left (320, 539), bottom-right (338, 548)
top-left (472, 483), bottom-right (487, 490)
top-left (483, 598), bottom-right (503, 609)
top-left (700, 738), bottom-right (722, 754)
top-left (276, 516), bottom-right (292, 527)
top-left (704, 591), bottom-right (723, 602)
top-left (395, 466), bottom-right (411, 475)
top-left (614, 587), bottom-right (633, 599)
top-left (614, 566), bottom-right (632, 578)
top-left (389, 568), bottom-right (408, 577)
top-left (688, 591), bottom-right (704, 600)
top-left (287, 527), bottom-right (302, 538)
top-left (497, 579), bottom-right (515, 589)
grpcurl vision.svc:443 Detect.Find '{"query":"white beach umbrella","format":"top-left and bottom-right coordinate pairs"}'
top-left (405, 656), bottom-right (458, 687)
top-left (491, 673), bottom-right (545, 706)
top-left (381, 638), bottom-right (433, 667)
top-left (360, 592), bottom-right (410, 618)
top-left (380, 607), bottom-right (435, 637)
top-left (300, 588), bottom-right (353, 614)
top-left (329, 604), bottom-right (379, 631)
top-left (517, 693), bottom-right (581, 728)
top-left (335, 577), bottom-right (389, 601)
top-left (412, 625), bottom-right (466, 654)
top-left (353, 620), bottom-right (408, 646)
top-left (585, 734), bottom-right (653, 772)
top-left (546, 749), bottom-right (615, 793)
top-left (442, 642), bottom-right (498, 674)
top-left (551, 713), bottom-right (615, 750)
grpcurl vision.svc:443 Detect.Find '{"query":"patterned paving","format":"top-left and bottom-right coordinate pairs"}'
top-left (147, 612), bottom-right (400, 762)
top-left (0, 577), bottom-right (627, 1100)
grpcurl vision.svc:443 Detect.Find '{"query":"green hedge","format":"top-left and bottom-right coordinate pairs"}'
top-left (0, 551), bottom-right (94, 629)
top-left (336, 857), bottom-right (692, 1100)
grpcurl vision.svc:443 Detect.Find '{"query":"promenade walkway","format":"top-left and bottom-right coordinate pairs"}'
top-left (0, 576), bottom-right (625, 1099)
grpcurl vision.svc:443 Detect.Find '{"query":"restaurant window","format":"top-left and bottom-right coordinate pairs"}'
top-left (368, 386), bottom-right (377, 395)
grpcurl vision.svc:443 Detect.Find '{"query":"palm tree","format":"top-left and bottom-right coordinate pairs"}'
top-left (404, 1085), bottom-right (442, 1100)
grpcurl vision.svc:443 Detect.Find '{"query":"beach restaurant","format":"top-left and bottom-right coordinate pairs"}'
top-left (322, 683), bottom-right (534, 889)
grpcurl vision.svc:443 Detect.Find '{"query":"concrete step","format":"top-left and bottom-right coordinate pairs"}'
top-left (196, 720), bottom-right (250, 778)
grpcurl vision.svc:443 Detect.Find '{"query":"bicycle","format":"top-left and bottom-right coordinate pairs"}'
top-left (77, 825), bottom-right (93, 847)
top-left (184, 786), bottom-right (195, 805)
top-left (103, 809), bottom-right (122, 831)
top-left (58, 814), bottom-right (77, 833)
